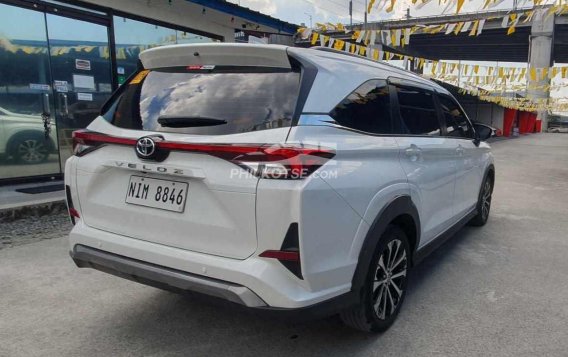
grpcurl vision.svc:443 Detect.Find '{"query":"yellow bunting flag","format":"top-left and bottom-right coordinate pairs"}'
top-left (311, 33), bottom-right (319, 45)
top-left (530, 68), bottom-right (537, 81)
top-left (367, 0), bottom-right (376, 13)
top-left (453, 22), bottom-right (465, 35)
top-left (507, 14), bottom-right (517, 35)
top-left (456, 0), bottom-right (465, 13)
top-left (469, 20), bottom-right (479, 36)
top-left (386, 0), bottom-right (396, 13)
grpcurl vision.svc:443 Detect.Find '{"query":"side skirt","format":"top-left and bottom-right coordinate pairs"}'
top-left (412, 208), bottom-right (478, 265)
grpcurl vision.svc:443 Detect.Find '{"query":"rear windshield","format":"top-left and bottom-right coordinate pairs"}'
top-left (104, 67), bottom-right (300, 135)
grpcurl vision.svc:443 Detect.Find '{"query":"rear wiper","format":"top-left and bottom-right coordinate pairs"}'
top-left (157, 116), bottom-right (227, 128)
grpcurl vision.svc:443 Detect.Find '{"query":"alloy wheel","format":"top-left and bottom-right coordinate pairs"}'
top-left (372, 239), bottom-right (408, 320)
top-left (17, 139), bottom-right (48, 164)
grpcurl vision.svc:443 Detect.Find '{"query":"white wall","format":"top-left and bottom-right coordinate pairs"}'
top-left (475, 104), bottom-right (504, 130)
top-left (463, 102), bottom-right (505, 130)
top-left (80, 0), bottom-right (280, 42)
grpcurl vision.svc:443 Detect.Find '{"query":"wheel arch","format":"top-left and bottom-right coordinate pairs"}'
top-left (350, 195), bottom-right (420, 296)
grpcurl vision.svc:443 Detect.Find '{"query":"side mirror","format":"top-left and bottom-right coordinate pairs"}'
top-left (473, 123), bottom-right (493, 142)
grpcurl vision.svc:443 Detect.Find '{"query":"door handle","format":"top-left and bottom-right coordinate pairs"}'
top-left (42, 93), bottom-right (51, 117)
top-left (41, 93), bottom-right (51, 138)
top-left (59, 93), bottom-right (69, 117)
top-left (405, 145), bottom-right (422, 161)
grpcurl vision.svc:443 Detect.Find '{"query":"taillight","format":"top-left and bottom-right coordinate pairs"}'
top-left (158, 141), bottom-right (335, 179)
top-left (72, 130), bottom-right (136, 156)
top-left (223, 144), bottom-right (335, 180)
top-left (72, 130), bottom-right (101, 156)
top-left (71, 130), bottom-right (335, 179)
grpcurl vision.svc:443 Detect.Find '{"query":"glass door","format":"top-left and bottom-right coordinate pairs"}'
top-left (0, 3), bottom-right (60, 180)
top-left (45, 14), bottom-right (113, 167)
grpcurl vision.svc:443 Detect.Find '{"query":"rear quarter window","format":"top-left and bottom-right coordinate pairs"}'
top-left (329, 79), bottom-right (393, 135)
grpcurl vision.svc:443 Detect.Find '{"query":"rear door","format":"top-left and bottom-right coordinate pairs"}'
top-left (390, 80), bottom-right (457, 246)
top-left (74, 47), bottom-right (301, 259)
top-left (437, 93), bottom-right (483, 218)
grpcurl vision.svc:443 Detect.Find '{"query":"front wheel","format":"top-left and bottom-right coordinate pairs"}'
top-left (469, 176), bottom-right (493, 226)
top-left (340, 225), bottom-right (410, 332)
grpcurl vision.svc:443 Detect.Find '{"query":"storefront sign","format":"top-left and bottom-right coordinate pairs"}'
top-left (73, 74), bottom-right (95, 90)
top-left (98, 83), bottom-right (112, 92)
top-left (75, 59), bottom-right (91, 71)
top-left (54, 80), bottom-right (68, 93)
top-left (29, 83), bottom-right (50, 91)
top-left (77, 92), bottom-right (93, 101)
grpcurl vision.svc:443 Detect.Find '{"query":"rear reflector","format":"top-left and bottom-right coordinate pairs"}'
top-left (65, 185), bottom-right (79, 225)
top-left (72, 130), bottom-right (335, 179)
top-left (259, 250), bottom-right (300, 262)
top-left (69, 208), bottom-right (80, 219)
top-left (259, 223), bottom-right (303, 279)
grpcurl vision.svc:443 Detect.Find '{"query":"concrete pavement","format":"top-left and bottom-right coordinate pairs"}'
top-left (1, 133), bottom-right (568, 356)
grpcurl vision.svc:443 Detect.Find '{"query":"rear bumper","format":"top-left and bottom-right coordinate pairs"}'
top-left (68, 222), bottom-right (351, 309)
top-left (70, 244), bottom-right (358, 320)
top-left (70, 244), bottom-right (267, 307)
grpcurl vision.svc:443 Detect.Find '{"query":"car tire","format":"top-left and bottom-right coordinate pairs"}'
top-left (469, 175), bottom-right (493, 227)
top-left (340, 225), bottom-right (410, 332)
top-left (11, 133), bottom-right (51, 165)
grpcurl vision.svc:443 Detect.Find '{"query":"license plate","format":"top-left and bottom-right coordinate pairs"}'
top-left (125, 176), bottom-right (188, 213)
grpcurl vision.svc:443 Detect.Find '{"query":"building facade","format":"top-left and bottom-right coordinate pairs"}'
top-left (0, 0), bottom-right (296, 182)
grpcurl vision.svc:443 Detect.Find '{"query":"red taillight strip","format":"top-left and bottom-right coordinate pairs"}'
top-left (259, 250), bottom-right (300, 262)
top-left (72, 129), bottom-right (335, 162)
top-left (73, 129), bottom-right (137, 146)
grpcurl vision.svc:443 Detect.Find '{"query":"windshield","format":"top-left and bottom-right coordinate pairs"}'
top-left (104, 67), bottom-right (301, 135)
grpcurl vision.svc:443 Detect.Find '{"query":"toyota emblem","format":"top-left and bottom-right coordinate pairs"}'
top-left (136, 137), bottom-right (156, 158)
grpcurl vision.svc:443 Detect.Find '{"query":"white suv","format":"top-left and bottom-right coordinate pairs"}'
top-left (66, 43), bottom-right (494, 332)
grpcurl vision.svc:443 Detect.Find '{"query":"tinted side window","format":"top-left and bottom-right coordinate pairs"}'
top-left (438, 95), bottom-right (474, 139)
top-left (394, 86), bottom-right (440, 135)
top-left (330, 80), bottom-right (392, 134)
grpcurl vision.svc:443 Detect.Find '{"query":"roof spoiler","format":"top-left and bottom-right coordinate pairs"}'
top-left (139, 43), bottom-right (292, 69)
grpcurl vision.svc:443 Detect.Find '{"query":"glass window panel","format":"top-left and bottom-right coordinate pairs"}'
top-left (113, 17), bottom-right (177, 81)
top-left (330, 80), bottom-right (392, 134)
top-left (0, 3), bottom-right (61, 179)
top-left (45, 14), bottom-right (113, 167)
top-left (439, 95), bottom-right (474, 139)
top-left (395, 86), bottom-right (441, 136)
top-left (113, 16), bottom-right (216, 81)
